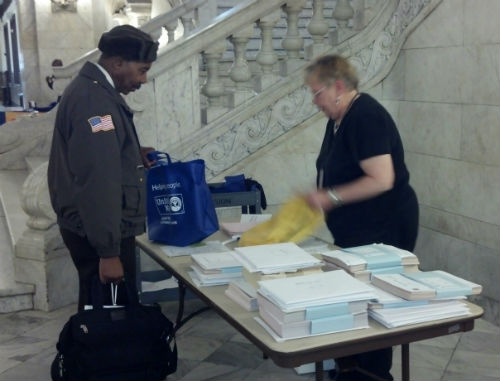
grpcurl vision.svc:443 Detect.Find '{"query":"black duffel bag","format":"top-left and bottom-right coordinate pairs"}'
top-left (51, 279), bottom-right (177, 381)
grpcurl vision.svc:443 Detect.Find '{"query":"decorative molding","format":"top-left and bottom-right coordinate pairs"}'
top-left (194, 87), bottom-right (317, 177)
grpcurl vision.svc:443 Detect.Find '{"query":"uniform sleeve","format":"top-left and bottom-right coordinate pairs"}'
top-left (67, 96), bottom-right (122, 257)
top-left (351, 106), bottom-right (393, 162)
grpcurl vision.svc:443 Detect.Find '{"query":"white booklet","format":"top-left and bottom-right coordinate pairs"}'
top-left (234, 242), bottom-right (322, 274)
top-left (258, 270), bottom-right (376, 311)
top-left (371, 273), bottom-right (436, 300)
top-left (191, 252), bottom-right (242, 272)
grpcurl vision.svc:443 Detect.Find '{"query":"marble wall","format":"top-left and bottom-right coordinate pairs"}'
top-left (214, 0), bottom-right (500, 325)
top-left (379, 0), bottom-right (500, 325)
top-left (15, 0), bottom-right (117, 107)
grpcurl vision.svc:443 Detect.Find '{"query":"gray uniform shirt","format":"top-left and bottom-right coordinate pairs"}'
top-left (48, 61), bottom-right (146, 257)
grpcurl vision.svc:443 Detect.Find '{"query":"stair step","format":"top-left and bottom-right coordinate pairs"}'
top-left (0, 283), bottom-right (35, 313)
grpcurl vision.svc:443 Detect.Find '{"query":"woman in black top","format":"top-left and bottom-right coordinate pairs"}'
top-left (304, 55), bottom-right (419, 380)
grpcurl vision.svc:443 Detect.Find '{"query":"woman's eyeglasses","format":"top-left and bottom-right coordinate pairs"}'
top-left (312, 86), bottom-right (327, 99)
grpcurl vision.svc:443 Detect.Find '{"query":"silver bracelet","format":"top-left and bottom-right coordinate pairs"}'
top-left (327, 188), bottom-right (344, 206)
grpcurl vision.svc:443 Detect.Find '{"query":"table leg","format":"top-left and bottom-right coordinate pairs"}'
top-left (402, 343), bottom-right (410, 381)
top-left (175, 280), bottom-right (186, 328)
top-left (315, 361), bottom-right (324, 381)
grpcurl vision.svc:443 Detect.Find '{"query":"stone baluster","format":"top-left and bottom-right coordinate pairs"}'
top-left (228, 24), bottom-right (255, 108)
top-left (15, 162), bottom-right (77, 311)
top-left (306, 0), bottom-right (330, 59)
top-left (333, 0), bottom-right (355, 27)
top-left (330, 0), bottom-right (355, 45)
top-left (165, 19), bottom-right (179, 44)
top-left (181, 10), bottom-right (197, 35)
top-left (352, 0), bottom-right (366, 31)
top-left (255, 9), bottom-right (281, 92)
top-left (201, 40), bottom-right (227, 124)
top-left (280, 0), bottom-right (307, 75)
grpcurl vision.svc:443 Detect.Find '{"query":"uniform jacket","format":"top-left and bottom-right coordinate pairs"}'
top-left (48, 62), bottom-right (146, 258)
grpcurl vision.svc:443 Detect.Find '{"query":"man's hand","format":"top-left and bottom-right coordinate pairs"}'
top-left (140, 146), bottom-right (157, 168)
top-left (99, 256), bottom-right (124, 284)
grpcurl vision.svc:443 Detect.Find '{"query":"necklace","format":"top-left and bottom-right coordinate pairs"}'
top-left (333, 91), bottom-right (360, 135)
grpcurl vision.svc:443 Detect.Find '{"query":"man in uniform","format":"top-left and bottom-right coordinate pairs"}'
top-left (48, 25), bottom-right (159, 310)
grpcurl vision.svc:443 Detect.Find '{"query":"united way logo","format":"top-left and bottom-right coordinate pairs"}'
top-left (154, 194), bottom-right (185, 215)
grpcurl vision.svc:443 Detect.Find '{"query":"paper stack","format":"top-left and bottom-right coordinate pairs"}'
top-left (255, 270), bottom-right (376, 341)
top-left (368, 270), bottom-right (482, 328)
top-left (321, 243), bottom-right (420, 282)
top-left (371, 270), bottom-right (482, 300)
top-left (224, 278), bottom-right (258, 311)
top-left (233, 242), bottom-right (324, 288)
top-left (188, 252), bottom-right (243, 287)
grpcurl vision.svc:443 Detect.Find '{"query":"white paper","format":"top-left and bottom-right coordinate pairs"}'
top-left (234, 242), bottom-right (322, 274)
top-left (191, 252), bottom-right (242, 271)
top-left (258, 270), bottom-right (376, 311)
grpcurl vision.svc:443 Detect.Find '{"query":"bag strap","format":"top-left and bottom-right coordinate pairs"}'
top-left (147, 150), bottom-right (172, 165)
top-left (90, 274), bottom-right (141, 311)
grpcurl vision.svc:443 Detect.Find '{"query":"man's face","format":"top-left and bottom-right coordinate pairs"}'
top-left (114, 60), bottom-right (152, 94)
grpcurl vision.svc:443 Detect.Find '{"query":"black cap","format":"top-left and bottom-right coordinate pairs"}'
top-left (98, 25), bottom-right (159, 63)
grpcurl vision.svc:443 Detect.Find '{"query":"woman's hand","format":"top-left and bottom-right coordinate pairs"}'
top-left (304, 190), bottom-right (337, 212)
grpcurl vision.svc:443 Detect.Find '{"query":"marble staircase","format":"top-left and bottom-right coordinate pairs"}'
top-left (0, 0), bottom-right (443, 313)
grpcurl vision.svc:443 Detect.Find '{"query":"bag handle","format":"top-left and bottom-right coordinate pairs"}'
top-left (90, 274), bottom-right (141, 311)
top-left (147, 150), bottom-right (172, 165)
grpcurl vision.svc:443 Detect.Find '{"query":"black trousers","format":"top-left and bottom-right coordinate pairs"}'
top-left (331, 190), bottom-right (419, 381)
top-left (60, 229), bottom-right (137, 312)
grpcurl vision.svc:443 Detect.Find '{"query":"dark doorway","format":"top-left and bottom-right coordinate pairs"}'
top-left (2, 11), bottom-right (23, 108)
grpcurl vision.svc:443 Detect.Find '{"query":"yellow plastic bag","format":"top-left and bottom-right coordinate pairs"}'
top-left (238, 196), bottom-right (323, 247)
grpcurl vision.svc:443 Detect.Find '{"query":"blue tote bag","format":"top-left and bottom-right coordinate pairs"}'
top-left (146, 152), bottom-right (219, 246)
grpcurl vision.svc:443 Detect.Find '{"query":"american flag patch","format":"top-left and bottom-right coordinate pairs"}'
top-left (88, 115), bottom-right (115, 133)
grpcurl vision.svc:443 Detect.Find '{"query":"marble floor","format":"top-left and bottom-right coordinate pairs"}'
top-left (0, 298), bottom-right (499, 381)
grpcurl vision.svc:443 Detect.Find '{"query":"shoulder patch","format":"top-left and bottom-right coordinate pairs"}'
top-left (88, 115), bottom-right (115, 133)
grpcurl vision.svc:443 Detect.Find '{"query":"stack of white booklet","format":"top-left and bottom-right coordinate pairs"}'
top-left (368, 270), bottom-right (482, 328)
top-left (224, 278), bottom-right (258, 311)
top-left (234, 242), bottom-right (324, 288)
top-left (255, 270), bottom-right (376, 341)
top-left (188, 252), bottom-right (243, 287)
top-left (321, 244), bottom-right (420, 282)
top-left (371, 270), bottom-right (482, 300)
top-left (369, 300), bottom-right (471, 328)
